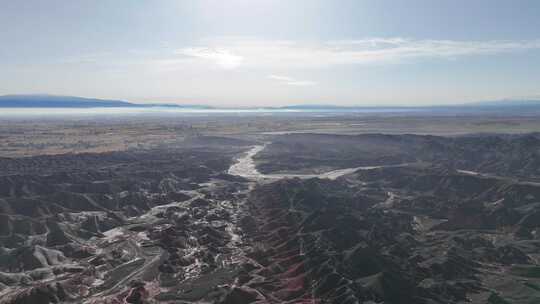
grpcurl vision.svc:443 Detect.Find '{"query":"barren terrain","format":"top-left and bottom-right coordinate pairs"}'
top-left (1, 116), bottom-right (540, 303)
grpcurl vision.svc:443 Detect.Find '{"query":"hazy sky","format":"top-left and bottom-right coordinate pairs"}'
top-left (2, 0), bottom-right (540, 106)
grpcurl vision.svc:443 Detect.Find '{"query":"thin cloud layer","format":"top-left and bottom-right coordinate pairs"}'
top-left (178, 47), bottom-right (244, 69)
top-left (176, 37), bottom-right (540, 69)
top-left (268, 75), bottom-right (316, 86)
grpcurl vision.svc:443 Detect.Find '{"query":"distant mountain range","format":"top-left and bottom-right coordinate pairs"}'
top-left (0, 95), bottom-right (212, 109)
top-left (460, 99), bottom-right (540, 107)
top-left (1, 94), bottom-right (540, 114)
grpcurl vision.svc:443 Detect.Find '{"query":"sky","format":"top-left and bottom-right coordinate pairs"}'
top-left (1, 0), bottom-right (540, 107)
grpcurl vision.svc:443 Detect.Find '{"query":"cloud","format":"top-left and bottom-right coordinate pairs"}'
top-left (177, 47), bottom-right (243, 69)
top-left (173, 37), bottom-right (540, 69)
top-left (268, 75), bottom-right (316, 86)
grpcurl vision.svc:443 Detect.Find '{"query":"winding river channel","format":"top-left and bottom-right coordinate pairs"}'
top-left (228, 144), bottom-right (399, 181)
